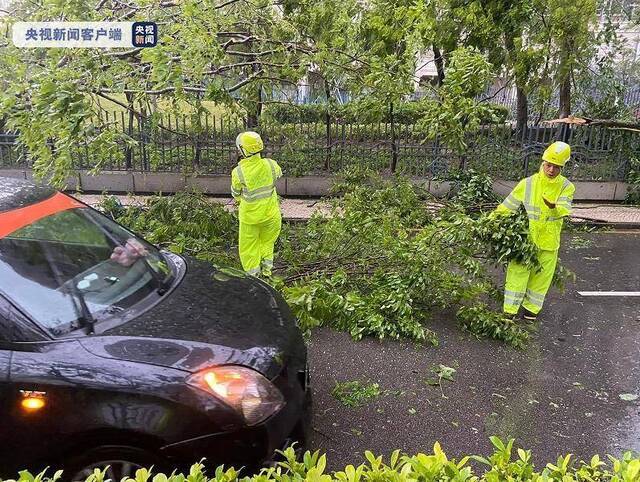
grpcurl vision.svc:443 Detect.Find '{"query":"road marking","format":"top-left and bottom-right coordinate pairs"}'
top-left (578, 291), bottom-right (640, 297)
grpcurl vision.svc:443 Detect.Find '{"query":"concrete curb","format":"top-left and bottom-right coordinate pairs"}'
top-left (3, 169), bottom-right (631, 202)
top-left (569, 220), bottom-right (640, 230)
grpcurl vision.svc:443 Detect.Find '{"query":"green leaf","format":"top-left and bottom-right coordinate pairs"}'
top-left (619, 393), bottom-right (639, 401)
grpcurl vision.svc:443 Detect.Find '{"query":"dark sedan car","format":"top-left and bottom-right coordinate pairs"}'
top-left (0, 177), bottom-right (310, 480)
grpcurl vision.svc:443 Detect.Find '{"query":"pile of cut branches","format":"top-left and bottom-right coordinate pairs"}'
top-left (274, 169), bottom-right (532, 346)
top-left (102, 169), bottom-right (573, 347)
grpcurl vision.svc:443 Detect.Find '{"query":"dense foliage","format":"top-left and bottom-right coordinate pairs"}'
top-left (274, 170), bottom-right (531, 346)
top-left (101, 170), bottom-right (573, 348)
top-left (0, 0), bottom-right (496, 186)
top-left (4, 437), bottom-right (640, 482)
top-left (102, 192), bottom-right (238, 266)
top-left (1, 0), bottom-right (628, 185)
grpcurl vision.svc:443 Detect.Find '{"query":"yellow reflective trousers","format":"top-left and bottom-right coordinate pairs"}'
top-left (504, 250), bottom-right (558, 315)
top-left (238, 214), bottom-right (282, 276)
top-left (497, 167), bottom-right (575, 315)
top-left (231, 154), bottom-right (283, 276)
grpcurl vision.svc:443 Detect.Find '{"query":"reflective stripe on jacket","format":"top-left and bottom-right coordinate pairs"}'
top-left (496, 173), bottom-right (575, 251)
top-left (231, 154), bottom-right (282, 224)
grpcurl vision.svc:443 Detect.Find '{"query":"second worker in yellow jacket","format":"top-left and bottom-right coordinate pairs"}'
top-left (231, 131), bottom-right (283, 277)
top-left (495, 141), bottom-right (576, 322)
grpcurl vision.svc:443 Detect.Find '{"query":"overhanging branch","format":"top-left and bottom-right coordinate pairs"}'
top-left (105, 48), bottom-right (143, 58)
top-left (228, 69), bottom-right (264, 92)
top-left (203, 61), bottom-right (289, 74)
top-left (214, 0), bottom-right (246, 9)
top-left (544, 116), bottom-right (640, 132)
top-left (225, 49), bottom-right (279, 57)
top-left (100, 86), bottom-right (207, 95)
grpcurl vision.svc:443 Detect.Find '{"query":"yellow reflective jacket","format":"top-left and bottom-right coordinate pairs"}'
top-left (231, 154), bottom-right (283, 224)
top-left (496, 169), bottom-right (575, 251)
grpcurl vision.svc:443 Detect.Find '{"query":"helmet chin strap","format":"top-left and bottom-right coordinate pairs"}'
top-left (240, 148), bottom-right (261, 158)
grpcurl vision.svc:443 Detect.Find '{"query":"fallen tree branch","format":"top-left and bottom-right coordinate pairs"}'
top-left (202, 60), bottom-right (288, 75)
top-left (96, 92), bottom-right (140, 115)
top-left (220, 35), bottom-right (255, 50)
top-left (225, 49), bottom-right (279, 58)
top-left (100, 86), bottom-right (207, 95)
top-left (228, 69), bottom-right (264, 91)
top-left (105, 48), bottom-right (143, 58)
top-left (544, 115), bottom-right (640, 132)
top-left (214, 0), bottom-right (246, 9)
top-left (95, 92), bottom-right (198, 137)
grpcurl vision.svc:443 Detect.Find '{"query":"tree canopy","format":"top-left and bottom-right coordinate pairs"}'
top-left (0, 0), bottom-right (625, 184)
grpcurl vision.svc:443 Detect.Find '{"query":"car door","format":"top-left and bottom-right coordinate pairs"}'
top-left (0, 300), bottom-right (15, 477)
top-left (0, 342), bottom-right (12, 478)
top-left (0, 297), bottom-right (54, 478)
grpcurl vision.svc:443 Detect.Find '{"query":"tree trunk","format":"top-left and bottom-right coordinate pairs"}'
top-left (125, 92), bottom-right (134, 170)
top-left (139, 104), bottom-right (148, 170)
top-left (246, 84), bottom-right (262, 128)
top-left (149, 95), bottom-right (158, 115)
top-left (389, 102), bottom-right (398, 173)
top-left (558, 36), bottom-right (572, 119)
top-left (559, 75), bottom-right (571, 118)
top-left (433, 45), bottom-right (445, 86)
top-left (516, 84), bottom-right (528, 134)
top-left (256, 84), bottom-right (263, 120)
top-left (324, 79), bottom-right (331, 170)
top-left (503, 33), bottom-right (529, 134)
top-left (193, 96), bottom-right (202, 169)
top-left (245, 38), bottom-right (262, 128)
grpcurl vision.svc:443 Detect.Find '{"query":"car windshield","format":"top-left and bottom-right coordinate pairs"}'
top-left (0, 200), bottom-right (173, 336)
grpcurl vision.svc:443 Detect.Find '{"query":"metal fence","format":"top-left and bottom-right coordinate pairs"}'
top-left (1, 114), bottom-right (638, 181)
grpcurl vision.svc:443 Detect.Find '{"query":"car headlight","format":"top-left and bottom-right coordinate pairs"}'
top-left (187, 366), bottom-right (285, 426)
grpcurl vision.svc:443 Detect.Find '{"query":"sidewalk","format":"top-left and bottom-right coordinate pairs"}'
top-left (76, 194), bottom-right (640, 228)
top-left (76, 194), bottom-right (333, 220)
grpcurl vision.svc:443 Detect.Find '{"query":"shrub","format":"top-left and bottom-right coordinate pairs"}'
top-left (263, 100), bottom-right (509, 126)
top-left (265, 103), bottom-right (329, 124)
top-left (7, 437), bottom-right (640, 482)
top-left (625, 157), bottom-right (640, 205)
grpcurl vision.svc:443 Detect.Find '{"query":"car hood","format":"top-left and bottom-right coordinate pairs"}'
top-left (79, 256), bottom-right (305, 379)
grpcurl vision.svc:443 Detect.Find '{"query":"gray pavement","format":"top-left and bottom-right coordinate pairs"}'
top-left (572, 204), bottom-right (640, 227)
top-left (76, 194), bottom-right (640, 227)
top-left (307, 232), bottom-right (640, 468)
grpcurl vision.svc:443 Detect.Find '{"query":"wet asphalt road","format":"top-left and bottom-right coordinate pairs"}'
top-left (306, 232), bottom-right (640, 470)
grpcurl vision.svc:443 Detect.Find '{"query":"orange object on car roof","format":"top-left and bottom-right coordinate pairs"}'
top-left (0, 191), bottom-right (84, 239)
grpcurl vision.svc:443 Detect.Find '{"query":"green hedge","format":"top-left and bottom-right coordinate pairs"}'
top-left (7, 438), bottom-right (640, 482)
top-left (264, 102), bottom-right (509, 125)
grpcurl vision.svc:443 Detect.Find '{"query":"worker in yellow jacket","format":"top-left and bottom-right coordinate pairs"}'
top-left (495, 141), bottom-right (575, 321)
top-left (231, 131), bottom-right (283, 277)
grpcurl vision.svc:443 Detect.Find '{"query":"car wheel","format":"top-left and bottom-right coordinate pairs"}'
top-left (64, 446), bottom-right (167, 482)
